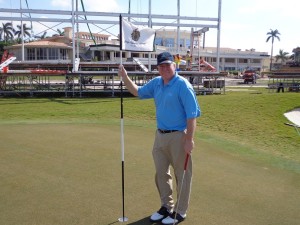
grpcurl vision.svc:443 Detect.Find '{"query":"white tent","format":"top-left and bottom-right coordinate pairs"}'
top-left (284, 108), bottom-right (300, 135)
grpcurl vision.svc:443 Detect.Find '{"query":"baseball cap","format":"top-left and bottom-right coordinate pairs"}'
top-left (157, 52), bottom-right (174, 65)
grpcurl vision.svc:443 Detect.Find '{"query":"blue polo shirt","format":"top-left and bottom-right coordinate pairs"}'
top-left (137, 74), bottom-right (201, 131)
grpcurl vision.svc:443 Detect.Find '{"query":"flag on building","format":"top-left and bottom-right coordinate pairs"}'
top-left (120, 16), bottom-right (156, 52)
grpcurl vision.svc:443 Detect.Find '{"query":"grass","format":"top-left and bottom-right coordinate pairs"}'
top-left (199, 89), bottom-right (300, 161)
top-left (0, 88), bottom-right (299, 166)
top-left (0, 88), bottom-right (300, 225)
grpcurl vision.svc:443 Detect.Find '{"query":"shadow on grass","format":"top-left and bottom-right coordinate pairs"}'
top-left (127, 217), bottom-right (159, 225)
top-left (0, 98), bottom-right (119, 106)
top-left (105, 217), bottom-right (156, 225)
top-left (49, 98), bottom-right (117, 105)
top-left (107, 220), bottom-right (119, 225)
top-left (106, 220), bottom-right (119, 225)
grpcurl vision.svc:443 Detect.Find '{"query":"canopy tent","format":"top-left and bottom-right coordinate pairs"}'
top-left (284, 108), bottom-right (300, 136)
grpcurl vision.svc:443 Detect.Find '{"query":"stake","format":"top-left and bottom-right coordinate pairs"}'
top-left (173, 154), bottom-right (190, 225)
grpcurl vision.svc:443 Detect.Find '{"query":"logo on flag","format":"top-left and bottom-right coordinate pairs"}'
top-left (120, 16), bottom-right (156, 52)
top-left (131, 29), bottom-right (140, 41)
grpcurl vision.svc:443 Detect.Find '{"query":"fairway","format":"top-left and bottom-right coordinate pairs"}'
top-left (1, 123), bottom-right (300, 225)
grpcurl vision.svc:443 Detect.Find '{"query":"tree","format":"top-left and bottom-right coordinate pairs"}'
top-left (266, 29), bottom-right (281, 70)
top-left (0, 22), bottom-right (14, 42)
top-left (14, 23), bottom-right (32, 39)
top-left (34, 31), bottom-right (48, 40)
top-left (275, 49), bottom-right (289, 66)
top-left (56, 28), bottom-right (64, 36)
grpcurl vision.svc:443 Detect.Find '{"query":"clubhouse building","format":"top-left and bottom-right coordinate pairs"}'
top-left (5, 27), bottom-right (270, 72)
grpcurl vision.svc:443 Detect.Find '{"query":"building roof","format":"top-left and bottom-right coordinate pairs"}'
top-left (6, 41), bottom-right (72, 49)
top-left (77, 31), bottom-right (110, 38)
top-left (5, 35), bottom-right (76, 50)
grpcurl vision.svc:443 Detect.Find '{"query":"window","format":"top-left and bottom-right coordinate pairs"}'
top-left (239, 58), bottom-right (248, 63)
top-left (131, 53), bottom-right (139, 58)
top-left (60, 49), bottom-right (67, 60)
top-left (155, 37), bottom-right (163, 46)
top-left (49, 48), bottom-right (59, 60)
top-left (180, 39), bottom-right (185, 47)
top-left (185, 39), bottom-right (191, 49)
top-left (224, 67), bottom-right (235, 71)
top-left (27, 48), bottom-right (35, 60)
top-left (37, 48), bottom-right (47, 60)
top-left (164, 38), bottom-right (175, 47)
top-left (211, 58), bottom-right (221, 63)
top-left (252, 59), bottom-right (261, 63)
top-left (225, 58), bottom-right (235, 63)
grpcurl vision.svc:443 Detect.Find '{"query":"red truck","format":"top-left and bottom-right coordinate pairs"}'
top-left (243, 70), bottom-right (257, 84)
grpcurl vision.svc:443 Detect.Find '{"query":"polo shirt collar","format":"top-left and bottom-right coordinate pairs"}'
top-left (160, 73), bottom-right (178, 86)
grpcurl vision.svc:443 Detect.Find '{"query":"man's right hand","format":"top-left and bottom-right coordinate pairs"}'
top-left (117, 65), bottom-right (139, 96)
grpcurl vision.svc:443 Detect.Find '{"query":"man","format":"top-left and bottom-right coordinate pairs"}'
top-left (185, 50), bottom-right (192, 70)
top-left (118, 52), bottom-right (201, 224)
top-left (174, 53), bottom-right (182, 71)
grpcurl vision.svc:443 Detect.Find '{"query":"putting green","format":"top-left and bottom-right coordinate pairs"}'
top-left (0, 123), bottom-right (299, 225)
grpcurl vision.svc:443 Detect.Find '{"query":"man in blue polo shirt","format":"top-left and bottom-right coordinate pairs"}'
top-left (118, 52), bottom-right (201, 224)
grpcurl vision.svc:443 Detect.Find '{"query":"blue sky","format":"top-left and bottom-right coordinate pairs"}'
top-left (0, 0), bottom-right (299, 55)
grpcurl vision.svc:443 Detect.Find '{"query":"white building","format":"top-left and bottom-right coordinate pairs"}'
top-left (5, 27), bottom-right (269, 72)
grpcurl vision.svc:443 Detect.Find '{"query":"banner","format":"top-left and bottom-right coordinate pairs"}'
top-left (120, 16), bottom-right (156, 52)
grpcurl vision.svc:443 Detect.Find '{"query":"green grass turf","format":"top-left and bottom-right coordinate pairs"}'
top-left (0, 89), bottom-right (300, 225)
top-left (0, 88), bottom-right (299, 166)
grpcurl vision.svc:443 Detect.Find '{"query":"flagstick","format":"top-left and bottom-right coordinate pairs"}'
top-left (117, 14), bottom-right (155, 222)
top-left (118, 51), bottom-right (128, 223)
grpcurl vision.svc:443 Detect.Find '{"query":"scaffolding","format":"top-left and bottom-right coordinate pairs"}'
top-left (0, 0), bottom-right (225, 97)
top-left (0, 70), bottom-right (226, 97)
top-left (0, 0), bottom-right (222, 71)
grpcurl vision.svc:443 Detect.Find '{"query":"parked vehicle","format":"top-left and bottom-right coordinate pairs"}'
top-left (243, 70), bottom-right (257, 84)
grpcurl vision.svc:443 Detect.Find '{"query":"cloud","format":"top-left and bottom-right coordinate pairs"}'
top-left (237, 6), bottom-right (260, 15)
top-left (222, 21), bottom-right (252, 31)
top-left (51, 0), bottom-right (71, 9)
top-left (50, 0), bottom-right (120, 12)
top-left (236, 0), bottom-right (289, 16)
top-left (82, 0), bottom-right (120, 12)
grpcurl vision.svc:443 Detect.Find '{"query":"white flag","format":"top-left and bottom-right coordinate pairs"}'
top-left (120, 17), bottom-right (156, 52)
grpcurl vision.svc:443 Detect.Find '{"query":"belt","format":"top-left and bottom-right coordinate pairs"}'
top-left (158, 129), bottom-right (178, 134)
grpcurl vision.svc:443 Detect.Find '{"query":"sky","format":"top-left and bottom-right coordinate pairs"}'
top-left (0, 0), bottom-right (299, 55)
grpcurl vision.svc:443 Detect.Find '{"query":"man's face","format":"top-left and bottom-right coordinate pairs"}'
top-left (158, 63), bottom-right (176, 82)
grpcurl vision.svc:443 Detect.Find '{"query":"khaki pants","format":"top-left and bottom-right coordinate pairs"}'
top-left (152, 130), bottom-right (193, 215)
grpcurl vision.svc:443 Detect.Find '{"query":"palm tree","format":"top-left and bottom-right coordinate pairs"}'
top-left (266, 29), bottom-right (281, 70)
top-left (34, 31), bottom-right (48, 40)
top-left (56, 28), bottom-right (65, 36)
top-left (0, 22), bottom-right (14, 42)
top-left (275, 49), bottom-right (289, 66)
top-left (14, 23), bottom-right (32, 39)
